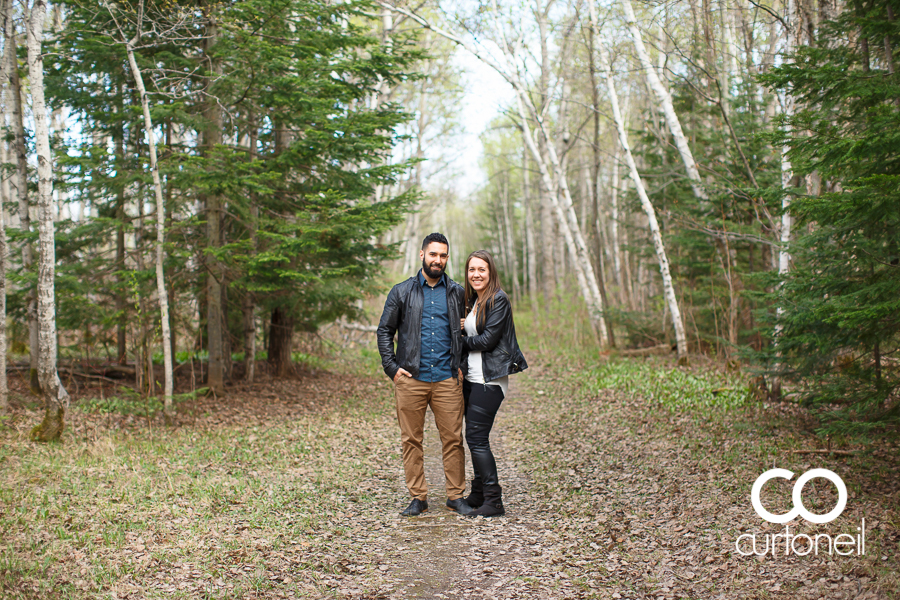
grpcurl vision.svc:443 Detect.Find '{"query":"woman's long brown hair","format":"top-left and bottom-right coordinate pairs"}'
top-left (464, 250), bottom-right (502, 330)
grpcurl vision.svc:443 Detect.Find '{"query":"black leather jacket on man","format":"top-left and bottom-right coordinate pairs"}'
top-left (377, 272), bottom-right (466, 381)
top-left (462, 289), bottom-right (528, 382)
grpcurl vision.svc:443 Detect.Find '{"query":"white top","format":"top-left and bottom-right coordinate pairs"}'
top-left (464, 307), bottom-right (509, 397)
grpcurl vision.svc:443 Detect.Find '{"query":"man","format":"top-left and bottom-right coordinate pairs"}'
top-left (377, 233), bottom-right (472, 516)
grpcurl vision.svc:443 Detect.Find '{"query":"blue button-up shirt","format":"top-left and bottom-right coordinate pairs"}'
top-left (417, 270), bottom-right (453, 382)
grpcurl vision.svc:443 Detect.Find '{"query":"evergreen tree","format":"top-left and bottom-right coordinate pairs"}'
top-left (37, 0), bottom-right (422, 385)
top-left (758, 0), bottom-right (900, 433)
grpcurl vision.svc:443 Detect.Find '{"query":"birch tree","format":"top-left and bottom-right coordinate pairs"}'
top-left (589, 0), bottom-right (689, 362)
top-left (778, 0), bottom-right (796, 288)
top-left (4, 4), bottom-right (38, 393)
top-left (770, 0), bottom-right (798, 399)
top-left (28, 0), bottom-right (70, 441)
top-left (103, 0), bottom-right (176, 412)
top-left (0, 0), bottom-right (8, 414)
top-left (379, 1), bottom-right (611, 346)
top-left (621, 0), bottom-right (709, 202)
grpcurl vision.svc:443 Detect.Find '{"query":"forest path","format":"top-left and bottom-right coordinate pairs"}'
top-left (383, 386), bottom-right (576, 600)
top-left (2, 359), bottom-right (895, 600)
top-left (363, 358), bottom-right (896, 600)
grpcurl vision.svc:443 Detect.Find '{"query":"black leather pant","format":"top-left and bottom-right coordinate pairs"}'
top-left (463, 380), bottom-right (505, 487)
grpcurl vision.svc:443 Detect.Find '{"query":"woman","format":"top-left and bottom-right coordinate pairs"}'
top-left (460, 250), bottom-right (528, 517)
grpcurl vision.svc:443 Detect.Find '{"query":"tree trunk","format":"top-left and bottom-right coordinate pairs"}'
top-left (242, 293), bottom-right (256, 383)
top-left (203, 5), bottom-right (225, 394)
top-left (592, 5), bottom-right (688, 362)
top-left (538, 138), bottom-right (556, 304)
top-left (587, 26), bottom-right (616, 346)
top-left (771, 0), bottom-right (799, 399)
top-left (125, 35), bottom-right (174, 412)
top-left (0, 0), bottom-right (9, 413)
top-left (609, 144), bottom-right (628, 306)
top-left (6, 10), bottom-right (38, 393)
top-left (115, 83), bottom-right (128, 363)
top-left (500, 177), bottom-right (520, 302)
top-left (243, 117), bottom-right (259, 383)
top-left (165, 120), bottom-right (176, 363)
top-left (621, 0), bottom-right (709, 202)
top-left (28, 0), bottom-right (69, 441)
top-left (535, 2), bottom-right (556, 306)
top-left (134, 196), bottom-right (152, 396)
top-left (522, 146), bottom-right (539, 320)
top-left (268, 306), bottom-right (294, 378)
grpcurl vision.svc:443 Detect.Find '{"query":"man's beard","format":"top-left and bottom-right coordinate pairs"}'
top-left (422, 258), bottom-right (445, 279)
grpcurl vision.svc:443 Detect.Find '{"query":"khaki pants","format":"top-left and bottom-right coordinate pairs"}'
top-left (394, 376), bottom-right (465, 500)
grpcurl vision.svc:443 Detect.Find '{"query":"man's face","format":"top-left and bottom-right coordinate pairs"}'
top-left (420, 242), bottom-right (449, 279)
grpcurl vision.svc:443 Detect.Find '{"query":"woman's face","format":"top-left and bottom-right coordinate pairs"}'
top-left (467, 257), bottom-right (490, 294)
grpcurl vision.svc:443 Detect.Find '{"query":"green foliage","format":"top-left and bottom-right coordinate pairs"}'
top-left (77, 387), bottom-right (209, 417)
top-left (755, 1), bottom-right (900, 434)
top-left (20, 0), bottom-right (426, 370)
top-left (585, 360), bottom-right (751, 414)
top-left (634, 75), bottom-right (781, 354)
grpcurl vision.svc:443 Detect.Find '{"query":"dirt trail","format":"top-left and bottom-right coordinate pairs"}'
top-left (383, 388), bottom-right (578, 600)
top-left (358, 362), bottom-right (897, 600)
top-left (6, 360), bottom-right (893, 599)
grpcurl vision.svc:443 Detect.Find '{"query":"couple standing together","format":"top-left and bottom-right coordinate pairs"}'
top-left (377, 233), bottom-right (528, 518)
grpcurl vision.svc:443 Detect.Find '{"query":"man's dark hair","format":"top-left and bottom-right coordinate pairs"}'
top-left (421, 232), bottom-right (449, 250)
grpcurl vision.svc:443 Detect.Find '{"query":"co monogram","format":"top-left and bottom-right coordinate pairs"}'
top-left (751, 468), bottom-right (848, 524)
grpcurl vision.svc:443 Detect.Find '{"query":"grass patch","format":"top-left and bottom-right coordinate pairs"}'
top-left (76, 388), bottom-right (209, 418)
top-left (583, 359), bottom-right (752, 413)
top-left (0, 373), bottom-right (400, 599)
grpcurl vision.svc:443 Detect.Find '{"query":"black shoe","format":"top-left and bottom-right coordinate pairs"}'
top-left (446, 498), bottom-right (474, 515)
top-left (464, 478), bottom-right (484, 509)
top-left (466, 484), bottom-right (504, 517)
top-left (400, 498), bottom-right (428, 517)
top-left (466, 501), bottom-right (505, 517)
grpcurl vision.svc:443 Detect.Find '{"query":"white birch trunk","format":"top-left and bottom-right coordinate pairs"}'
top-left (378, 0), bottom-right (610, 342)
top-left (621, 0), bottom-right (708, 201)
top-left (775, 0), bottom-right (797, 340)
top-left (28, 0), bottom-right (69, 440)
top-left (125, 41), bottom-right (174, 411)
top-left (500, 179), bottom-right (520, 301)
top-left (511, 89), bottom-right (608, 345)
top-left (591, 2), bottom-right (688, 361)
top-left (0, 0), bottom-right (8, 413)
top-left (523, 147), bottom-right (538, 313)
top-left (5, 8), bottom-right (38, 392)
top-left (610, 145), bottom-right (623, 301)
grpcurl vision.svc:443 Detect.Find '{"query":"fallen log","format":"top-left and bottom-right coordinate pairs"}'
top-left (617, 344), bottom-right (673, 358)
top-left (792, 449), bottom-right (858, 456)
top-left (7, 361), bottom-right (136, 377)
top-left (337, 320), bottom-right (377, 332)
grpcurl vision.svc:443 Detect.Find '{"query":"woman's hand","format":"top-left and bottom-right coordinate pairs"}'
top-left (460, 318), bottom-right (466, 331)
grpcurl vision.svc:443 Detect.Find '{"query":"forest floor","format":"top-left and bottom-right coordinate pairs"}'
top-left (1, 351), bottom-right (899, 599)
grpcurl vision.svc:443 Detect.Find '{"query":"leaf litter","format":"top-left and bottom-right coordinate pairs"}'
top-left (0, 356), bottom-right (897, 599)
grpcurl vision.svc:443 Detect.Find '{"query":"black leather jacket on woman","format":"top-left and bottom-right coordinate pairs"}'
top-left (462, 289), bottom-right (528, 382)
top-left (377, 273), bottom-right (466, 381)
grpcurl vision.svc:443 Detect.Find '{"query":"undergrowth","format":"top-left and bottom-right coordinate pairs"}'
top-left (583, 360), bottom-right (752, 414)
